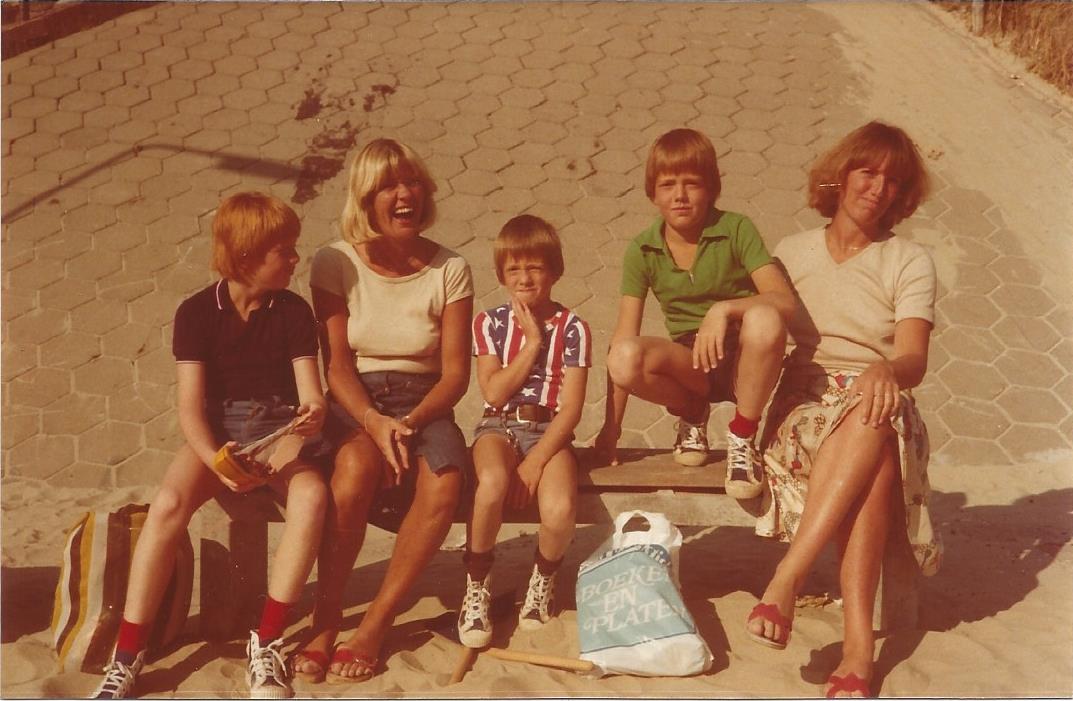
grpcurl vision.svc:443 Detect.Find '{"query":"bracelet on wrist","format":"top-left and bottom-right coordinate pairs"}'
top-left (362, 407), bottom-right (377, 428)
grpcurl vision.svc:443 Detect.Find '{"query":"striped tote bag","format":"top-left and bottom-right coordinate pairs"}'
top-left (51, 503), bottom-right (194, 673)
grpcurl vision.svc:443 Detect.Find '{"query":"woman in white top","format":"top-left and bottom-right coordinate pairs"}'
top-left (746, 122), bottom-right (941, 698)
top-left (293, 139), bottom-right (473, 684)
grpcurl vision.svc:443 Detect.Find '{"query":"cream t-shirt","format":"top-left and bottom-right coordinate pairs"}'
top-left (774, 227), bottom-right (936, 377)
top-left (309, 239), bottom-right (474, 374)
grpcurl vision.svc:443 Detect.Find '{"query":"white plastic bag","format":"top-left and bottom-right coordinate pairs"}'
top-left (575, 510), bottom-right (713, 677)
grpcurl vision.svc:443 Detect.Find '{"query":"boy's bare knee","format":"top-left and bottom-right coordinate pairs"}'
top-left (474, 473), bottom-right (510, 505)
top-left (607, 338), bottom-right (643, 388)
top-left (740, 304), bottom-right (787, 352)
top-left (540, 493), bottom-right (577, 529)
top-left (291, 472), bottom-right (329, 513)
top-left (148, 488), bottom-right (191, 528)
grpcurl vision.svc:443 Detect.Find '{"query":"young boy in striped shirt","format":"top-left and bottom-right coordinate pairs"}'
top-left (457, 215), bottom-right (592, 647)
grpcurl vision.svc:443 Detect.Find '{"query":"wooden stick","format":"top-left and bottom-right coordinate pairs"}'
top-left (449, 646), bottom-right (478, 684)
top-left (485, 647), bottom-right (595, 673)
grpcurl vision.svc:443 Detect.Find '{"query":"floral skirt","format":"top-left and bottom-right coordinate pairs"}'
top-left (755, 372), bottom-right (942, 576)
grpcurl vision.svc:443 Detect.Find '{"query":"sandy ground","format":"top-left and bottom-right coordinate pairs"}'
top-left (3, 454), bottom-right (1072, 698)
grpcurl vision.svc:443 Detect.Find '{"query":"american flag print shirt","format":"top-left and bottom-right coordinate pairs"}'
top-left (472, 302), bottom-right (593, 413)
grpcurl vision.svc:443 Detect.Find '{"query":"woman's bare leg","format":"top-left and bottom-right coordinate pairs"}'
top-left (748, 403), bottom-right (895, 644)
top-left (331, 458), bottom-right (462, 678)
top-left (825, 443), bottom-right (899, 697)
top-left (292, 434), bottom-right (381, 675)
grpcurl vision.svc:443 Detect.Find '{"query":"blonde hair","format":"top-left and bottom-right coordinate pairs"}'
top-left (212, 191), bottom-right (300, 282)
top-left (340, 138), bottom-right (437, 244)
top-left (644, 128), bottom-right (721, 202)
top-left (808, 121), bottom-right (930, 231)
top-left (493, 214), bottom-right (565, 284)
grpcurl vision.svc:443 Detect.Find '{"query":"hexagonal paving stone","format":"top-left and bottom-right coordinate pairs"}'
top-left (989, 283), bottom-right (1055, 317)
top-left (992, 316), bottom-right (1060, 354)
top-left (7, 434), bottom-right (75, 479)
top-left (994, 349), bottom-right (1065, 389)
top-left (996, 386), bottom-right (1069, 425)
top-left (42, 393), bottom-right (107, 435)
top-left (997, 424), bottom-right (1071, 459)
top-left (937, 397), bottom-right (1011, 440)
top-left (938, 436), bottom-right (1010, 466)
top-left (8, 366), bottom-right (70, 408)
top-left (935, 326), bottom-right (1005, 363)
top-left (78, 421), bottom-right (145, 466)
top-left (938, 292), bottom-right (1003, 329)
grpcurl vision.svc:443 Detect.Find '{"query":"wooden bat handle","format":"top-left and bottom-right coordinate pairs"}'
top-left (449, 646), bottom-right (478, 684)
top-left (486, 647), bottom-right (594, 672)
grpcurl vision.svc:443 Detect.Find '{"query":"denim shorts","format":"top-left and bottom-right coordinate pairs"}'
top-left (673, 325), bottom-right (740, 403)
top-left (473, 415), bottom-right (565, 459)
top-left (207, 396), bottom-right (327, 459)
top-left (324, 371), bottom-right (469, 474)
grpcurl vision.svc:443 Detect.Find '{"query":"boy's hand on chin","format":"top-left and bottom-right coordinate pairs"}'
top-left (511, 299), bottom-right (544, 346)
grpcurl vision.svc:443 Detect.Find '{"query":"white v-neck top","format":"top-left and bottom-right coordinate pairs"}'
top-left (774, 227), bottom-right (936, 377)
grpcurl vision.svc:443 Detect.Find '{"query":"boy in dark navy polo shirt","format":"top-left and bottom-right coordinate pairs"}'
top-left (595, 128), bottom-right (795, 499)
top-left (91, 193), bottom-right (327, 700)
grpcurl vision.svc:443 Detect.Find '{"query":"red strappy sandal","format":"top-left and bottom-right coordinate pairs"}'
top-left (825, 672), bottom-right (871, 698)
top-left (746, 602), bottom-right (793, 649)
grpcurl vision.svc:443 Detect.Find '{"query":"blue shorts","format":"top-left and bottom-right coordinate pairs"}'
top-left (472, 414), bottom-right (562, 459)
top-left (324, 371), bottom-right (469, 474)
top-left (207, 396), bottom-right (327, 459)
top-left (673, 325), bottom-right (741, 404)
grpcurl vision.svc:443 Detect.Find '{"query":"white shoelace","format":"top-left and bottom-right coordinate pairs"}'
top-left (249, 640), bottom-right (287, 686)
top-left (676, 421), bottom-right (708, 451)
top-left (96, 660), bottom-right (137, 698)
top-left (521, 571), bottom-right (554, 618)
top-left (461, 577), bottom-right (491, 625)
top-left (726, 432), bottom-right (758, 480)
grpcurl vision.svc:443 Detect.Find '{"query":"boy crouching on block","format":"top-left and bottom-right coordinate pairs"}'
top-left (457, 215), bottom-right (592, 647)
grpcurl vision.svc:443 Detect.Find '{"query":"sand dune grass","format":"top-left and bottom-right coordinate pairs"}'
top-left (939, 0), bottom-right (1073, 94)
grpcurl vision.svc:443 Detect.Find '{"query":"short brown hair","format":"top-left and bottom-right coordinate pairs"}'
top-left (212, 191), bottom-right (300, 282)
top-left (644, 128), bottom-right (721, 202)
top-left (808, 121), bottom-right (930, 231)
top-left (493, 214), bottom-right (564, 284)
top-left (341, 138), bottom-right (437, 245)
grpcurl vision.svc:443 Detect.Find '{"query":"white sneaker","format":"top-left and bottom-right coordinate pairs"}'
top-left (518, 565), bottom-right (556, 631)
top-left (92, 651), bottom-right (144, 699)
top-left (457, 574), bottom-right (492, 648)
top-left (673, 409), bottom-right (710, 467)
top-left (724, 430), bottom-right (763, 499)
top-left (246, 630), bottom-right (293, 699)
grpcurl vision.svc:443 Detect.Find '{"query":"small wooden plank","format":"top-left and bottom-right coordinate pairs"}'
top-left (576, 447), bottom-right (727, 490)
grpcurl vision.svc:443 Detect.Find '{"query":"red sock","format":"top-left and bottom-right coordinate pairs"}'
top-left (728, 410), bottom-right (759, 439)
top-left (257, 596), bottom-right (293, 643)
top-left (115, 619), bottom-right (149, 664)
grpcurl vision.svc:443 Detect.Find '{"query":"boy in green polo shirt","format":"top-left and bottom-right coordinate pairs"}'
top-left (594, 128), bottom-right (794, 499)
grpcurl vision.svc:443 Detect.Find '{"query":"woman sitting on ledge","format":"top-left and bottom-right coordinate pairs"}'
top-left (746, 121), bottom-right (943, 699)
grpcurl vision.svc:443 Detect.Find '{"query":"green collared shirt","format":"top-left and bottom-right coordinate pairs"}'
top-left (620, 209), bottom-right (773, 339)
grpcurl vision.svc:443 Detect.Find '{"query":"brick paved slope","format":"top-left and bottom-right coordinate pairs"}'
top-left (3, 2), bottom-right (1071, 487)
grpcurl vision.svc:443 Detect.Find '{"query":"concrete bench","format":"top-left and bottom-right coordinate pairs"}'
top-left (192, 448), bottom-right (920, 640)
